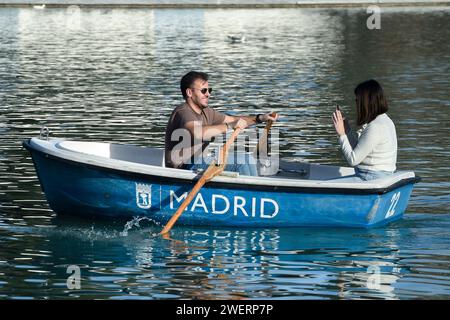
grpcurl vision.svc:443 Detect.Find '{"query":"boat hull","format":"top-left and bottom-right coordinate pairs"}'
top-left (26, 140), bottom-right (416, 228)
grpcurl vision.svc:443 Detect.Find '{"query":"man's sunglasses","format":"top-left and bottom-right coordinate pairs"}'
top-left (192, 87), bottom-right (212, 95)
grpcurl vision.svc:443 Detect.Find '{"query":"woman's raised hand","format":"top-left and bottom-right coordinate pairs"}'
top-left (333, 109), bottom-right (346, 136)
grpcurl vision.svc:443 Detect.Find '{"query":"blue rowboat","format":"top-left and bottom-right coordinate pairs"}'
top-left (23, 137), bottom-right (420, 228)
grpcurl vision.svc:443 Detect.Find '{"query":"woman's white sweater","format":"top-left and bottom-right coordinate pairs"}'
top-left (339, 113), bottom-right (397, 172)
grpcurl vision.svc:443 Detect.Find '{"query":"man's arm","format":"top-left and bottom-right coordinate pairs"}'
top-left (223, 115), bottom-right (257, 126)
top-left (184, 121), bottom-right (228, 141)
top-left (185, 113), bottom-right (276, 141)
top-left (224, 112), bottom-right (277, 127)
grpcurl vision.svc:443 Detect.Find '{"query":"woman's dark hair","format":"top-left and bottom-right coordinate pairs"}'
top-left (180, 71), bottom-right (209, 100)
top-left (354, 79), bottom-right (388, 126)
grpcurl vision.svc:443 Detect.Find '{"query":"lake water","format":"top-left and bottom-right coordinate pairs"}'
top-left (0, 6), bottom-right (449, 300)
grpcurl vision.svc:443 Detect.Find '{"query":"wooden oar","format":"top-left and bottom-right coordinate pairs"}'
top-left (255, 112), bottom-right (277, 157)
top-left (160, 127), bottom-right (242, 235)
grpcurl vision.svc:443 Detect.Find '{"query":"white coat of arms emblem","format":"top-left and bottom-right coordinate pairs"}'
top-left (135, 183), bottom-right (152, 209)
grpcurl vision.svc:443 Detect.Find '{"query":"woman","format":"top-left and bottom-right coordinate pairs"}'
top-left (332, 79), bottom-right (397, 181)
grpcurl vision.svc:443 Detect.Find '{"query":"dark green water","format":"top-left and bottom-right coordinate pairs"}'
top-left (0, 7), bottom-right (449, 299)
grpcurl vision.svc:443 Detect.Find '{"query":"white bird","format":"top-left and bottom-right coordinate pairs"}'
top-left (33, 4), bottom-right (46, 10)
top-left (227, 35), bottom-right (246, 44)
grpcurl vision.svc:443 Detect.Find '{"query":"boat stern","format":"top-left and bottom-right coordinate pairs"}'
top-left (364, 181), bottom-right (418, 227)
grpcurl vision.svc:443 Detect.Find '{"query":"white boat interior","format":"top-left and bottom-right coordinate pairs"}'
top-left (29, 138), bottom-right (416, 190)
top-left (54, 139), bottom-right (353, 180)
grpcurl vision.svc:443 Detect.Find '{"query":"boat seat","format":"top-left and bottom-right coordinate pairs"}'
top-left (308, 163), bottom-right (355, 180)
top-left (56, 141), bottom-right (165, 167)
top-left (110, 144), bottom-right (165, 167)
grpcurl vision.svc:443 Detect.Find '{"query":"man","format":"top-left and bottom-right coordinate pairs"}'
top-left (165, 71), bottom-right (277, 175)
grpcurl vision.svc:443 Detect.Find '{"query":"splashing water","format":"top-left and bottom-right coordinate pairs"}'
top-left (37, 224), bottom-right (121, 240)
top-left (120, 216), bottom-right (159, 237)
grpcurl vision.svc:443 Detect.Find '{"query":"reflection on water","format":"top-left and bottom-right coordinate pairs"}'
top-left (0, 7), bottom-right (449, 299)
top-left (1, 215), bottom-right (449, 300)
